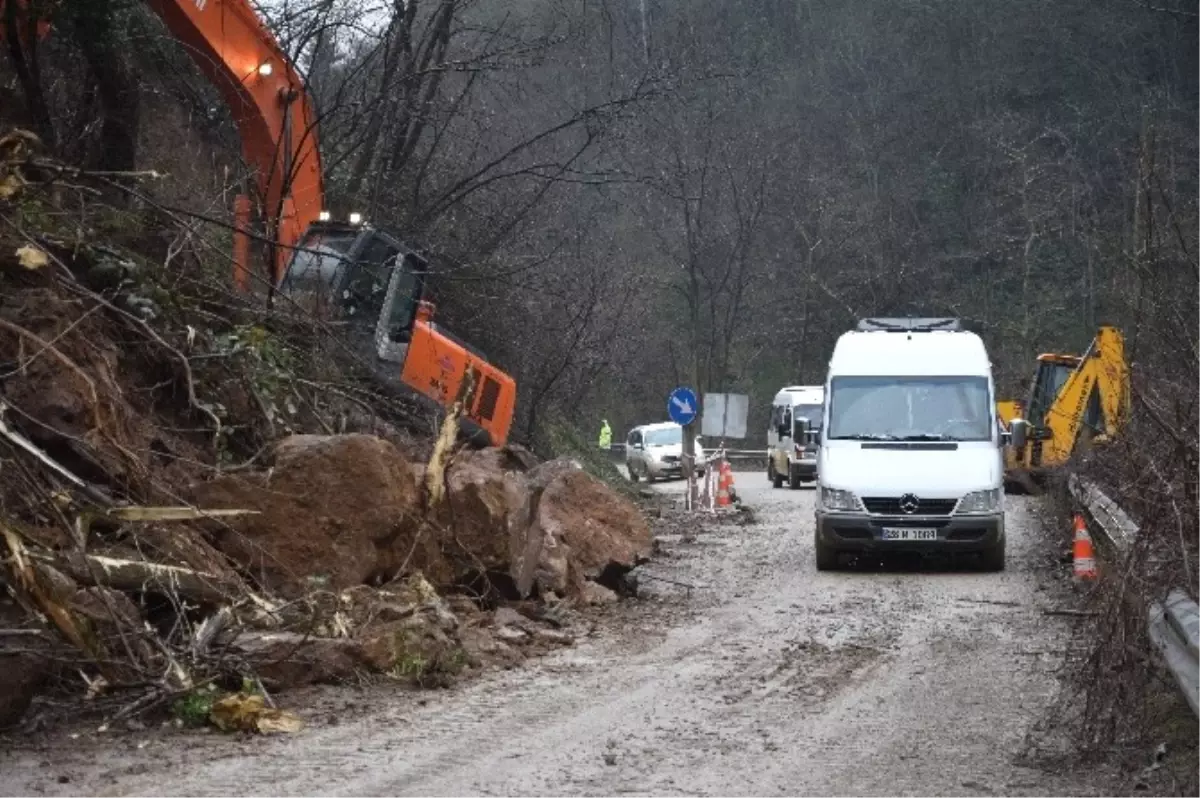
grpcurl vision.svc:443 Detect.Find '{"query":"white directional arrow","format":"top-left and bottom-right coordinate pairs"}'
top-left (672, 395), bottom-right (694, 415)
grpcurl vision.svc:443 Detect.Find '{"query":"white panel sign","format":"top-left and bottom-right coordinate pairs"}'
top-left (701, 393), bottom-right (749, 439)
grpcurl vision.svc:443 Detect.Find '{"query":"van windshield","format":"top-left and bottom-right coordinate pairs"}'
top-left (827, 376), bottom-right (992, 442)
top-left (644, 427), bottom-right (682, 446)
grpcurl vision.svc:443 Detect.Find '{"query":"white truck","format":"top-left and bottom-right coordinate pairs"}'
top-left (767, 385), bottom-right (824, 489)
top-left (803, 318), bottom-right (1011, 572)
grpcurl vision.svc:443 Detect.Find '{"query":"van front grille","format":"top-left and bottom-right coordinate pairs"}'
top-left (862, 497), bottom-right (958, 516)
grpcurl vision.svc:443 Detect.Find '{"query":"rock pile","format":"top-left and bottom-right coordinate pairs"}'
top-left (1, 434), bottom-right (653, 727)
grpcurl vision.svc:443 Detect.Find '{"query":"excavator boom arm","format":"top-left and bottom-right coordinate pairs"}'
top-left (145, 0), bottom-right (324, 286)
top-left (2, 0), bottom-right (326, 285)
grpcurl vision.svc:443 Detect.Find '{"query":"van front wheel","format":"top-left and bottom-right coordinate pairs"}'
top-left (815, 534), bottom-right (839, 571)
top-left (979, 537), bottom-right (1006, 572)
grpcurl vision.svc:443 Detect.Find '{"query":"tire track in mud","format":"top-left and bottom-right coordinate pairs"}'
top-left (2, 480), bottom-right (1120, 796)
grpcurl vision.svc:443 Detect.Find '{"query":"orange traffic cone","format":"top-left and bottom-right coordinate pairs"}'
top-left (716, 461), bottom-right (732, 507)
top-left (1072, 513), bottom-right (1097, 580)
top-left (716, 461), bottom-right (736, 507)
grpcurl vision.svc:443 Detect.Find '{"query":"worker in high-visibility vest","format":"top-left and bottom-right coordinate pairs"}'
top-left (598, 419), bottom-right (612, 450)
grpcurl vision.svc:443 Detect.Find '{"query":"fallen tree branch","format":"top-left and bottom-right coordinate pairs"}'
top-left (101, 506), bottom-right (259, 523)
top-left (192, 606), bottom-right (235, 658)
top-left (0, 400), bottom-right (113, 506)
top-left (1, 522), bottom-right (110, 676)
top-left (62, 552), bottom-right (241, 606)
top-left (1043, 608), bottom-right (1099, 618)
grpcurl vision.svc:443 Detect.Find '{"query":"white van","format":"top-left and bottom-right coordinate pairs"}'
top-left (767, 385), bottom-right (824, 489)
top-left (805, 318), bottom-right (1010, 571)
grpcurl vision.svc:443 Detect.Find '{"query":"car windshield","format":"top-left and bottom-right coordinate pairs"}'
top-left (827, 376), bottom-right (992, 441)
top-left (644, 426), bottom-right (682, 446)
top-left (793, 403), bottom-right (823, 430)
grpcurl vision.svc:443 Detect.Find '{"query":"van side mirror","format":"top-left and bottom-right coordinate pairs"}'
top-left (1009, 418), bottom-right (1029, 450)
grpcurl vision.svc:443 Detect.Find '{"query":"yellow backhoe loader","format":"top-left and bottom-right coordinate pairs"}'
top-left (1001, 326), bottom-right (1129, 493)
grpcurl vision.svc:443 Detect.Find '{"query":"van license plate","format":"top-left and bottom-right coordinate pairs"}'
top-left (881, 528), bottom-right (938, 541)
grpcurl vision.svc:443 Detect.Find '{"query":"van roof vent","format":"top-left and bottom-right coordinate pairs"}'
top-left (855, 317), bottom-right (962, 332)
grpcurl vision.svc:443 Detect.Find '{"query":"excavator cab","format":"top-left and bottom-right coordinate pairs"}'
top-left (280, 223), bottom-right (515, 446)
top-left (1020, 353), bottom-right (1106, 468)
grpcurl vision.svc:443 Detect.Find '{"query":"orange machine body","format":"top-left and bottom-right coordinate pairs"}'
top-left (283, 223), bottom-right (517, 446)
top-left (403, 304), bottom-right (517, 446)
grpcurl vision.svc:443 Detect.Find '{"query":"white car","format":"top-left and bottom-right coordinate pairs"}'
top-left (625, 422), bottom-right (706, 482)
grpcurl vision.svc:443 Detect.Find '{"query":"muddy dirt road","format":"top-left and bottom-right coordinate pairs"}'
top-left (2, 477), bottom-right (1118, 796)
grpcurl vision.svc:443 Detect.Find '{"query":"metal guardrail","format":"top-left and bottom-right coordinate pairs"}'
top-left (1068, 474), bottom-right (1199, 717)
top-left (603, 443), bottom-right (768, 472)
top-left (1067, 474), bottom-right (1139, 550)
top-left (606, 443), bottom-right (763, 455)
top-left (1148, 591), bottom-right (1200, 716)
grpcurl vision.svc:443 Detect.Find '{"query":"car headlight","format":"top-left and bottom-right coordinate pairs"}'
top-left (955, 488), bottom-right (1002, 514)
top-left (820, 487), bottom-right (863, 512)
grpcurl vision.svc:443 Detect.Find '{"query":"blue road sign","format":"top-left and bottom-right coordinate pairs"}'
top-left (667, 386), bottom-right (698, 426)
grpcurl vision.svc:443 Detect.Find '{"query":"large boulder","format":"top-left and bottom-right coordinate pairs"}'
top-left (190, 434), bottom-right (429, 597)
top-left (236, 632), bottom-right (364, 687)
top-left (521, 465), bottom-right (652, 598)
top-left (438, 448), bottom-right (532, 585)
top-left (191, 437), bottom-right (652, 605)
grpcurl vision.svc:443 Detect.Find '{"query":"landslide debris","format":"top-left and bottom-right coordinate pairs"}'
top-left (0, 135), bottom-right (655, 731)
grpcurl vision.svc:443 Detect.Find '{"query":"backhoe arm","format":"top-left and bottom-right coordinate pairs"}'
top-left (1092, 326), bottom-right (1130, 436)
top-left (1039, 326), bottom-right (1128, 464)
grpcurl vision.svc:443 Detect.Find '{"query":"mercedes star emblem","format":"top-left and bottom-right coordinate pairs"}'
top-left (899, 493), bottom-right (920, 514)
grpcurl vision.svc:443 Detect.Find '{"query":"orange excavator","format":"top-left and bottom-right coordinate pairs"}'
top-left (2, 0), bottom-right (516, 446)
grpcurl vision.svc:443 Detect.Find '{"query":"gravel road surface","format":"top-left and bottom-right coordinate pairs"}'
top-left (1, 475), bottom-right (1120, 796)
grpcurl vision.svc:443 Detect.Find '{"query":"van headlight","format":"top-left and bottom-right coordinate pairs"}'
top-left (955, 488), bottom-right (1002, 515)
top-left (820, 487), bottom-right (863, 512)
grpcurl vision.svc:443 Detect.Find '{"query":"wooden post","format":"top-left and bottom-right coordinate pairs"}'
top-left (683, 422), bottom-right (696, 511)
